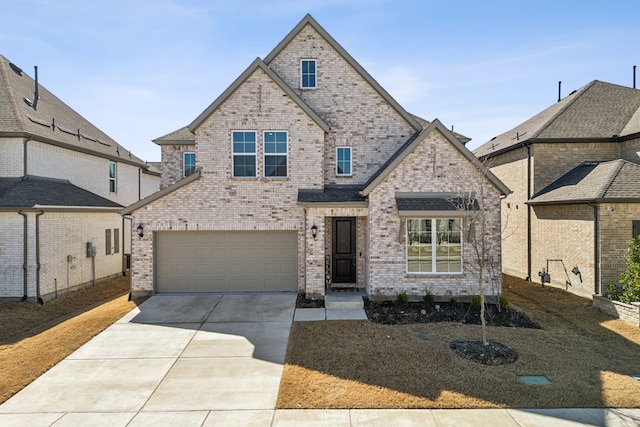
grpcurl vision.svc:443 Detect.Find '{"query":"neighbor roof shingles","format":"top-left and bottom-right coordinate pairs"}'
top-left (0, 176), bottom-right (123, 209)
top-left (528, 160), bottom-right (640, 205)
top-left (475, 81), bottom-right (640, 158)
top-left (0, 54), bottom-right (147, 166)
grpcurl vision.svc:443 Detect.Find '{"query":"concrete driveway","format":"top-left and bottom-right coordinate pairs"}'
top-left (0, 293), bottom-right (297, 426)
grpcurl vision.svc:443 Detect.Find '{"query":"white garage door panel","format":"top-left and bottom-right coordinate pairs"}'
top-left (155, 231), bottom-right (298, 293)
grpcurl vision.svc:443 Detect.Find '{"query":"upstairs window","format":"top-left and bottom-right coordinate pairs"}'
top-left (232, 131), bottom-right (256, 178)
top-left (264, 131), bottom-right (288, 178)
top-left (183, 152), bottom-right (196, 177)
top-left (336, 147), bottom-right (352, 176)
top-left (109, 161), bottom-right (117, 193)
top-left (301, 59), bottom-right (316, 89)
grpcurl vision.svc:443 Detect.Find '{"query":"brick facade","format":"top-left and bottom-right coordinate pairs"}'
top-left (160, 144), bottom-right (194, 189)
top-left (129, 16), bottom-right (504, 300)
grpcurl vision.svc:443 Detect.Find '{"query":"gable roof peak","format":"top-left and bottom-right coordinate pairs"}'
top-left (263, 14), bottom-right (422, 132)
top-left (188, 57), bottom-right (329, 133)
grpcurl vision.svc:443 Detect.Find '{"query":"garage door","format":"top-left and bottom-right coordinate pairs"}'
top-left (155, 231), bottom-right (298, 293)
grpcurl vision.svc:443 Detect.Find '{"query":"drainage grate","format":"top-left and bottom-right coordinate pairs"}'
top-left (519, 375), bottom-right (551, 385)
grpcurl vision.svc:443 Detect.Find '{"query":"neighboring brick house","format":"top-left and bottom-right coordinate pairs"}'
top-left (124, 14), bottom-right (509, 299)
top-left (475, 80), bottom-right (640, 297)
top-left (0, 54), bottom-right (160, 302)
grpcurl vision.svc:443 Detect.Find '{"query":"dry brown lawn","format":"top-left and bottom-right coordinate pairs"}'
top-left (277, 275), bottom-right (640, 409)
top-left (0, 276), bottom-right (143, 404)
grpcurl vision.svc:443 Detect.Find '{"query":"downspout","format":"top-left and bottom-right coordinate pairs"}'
top-left (593, 204), bottom-right (600, 295)
top-left (121, 215), bottom-right (126, 275)
top-left (526, 144), bottom-right (532, 281)
top-left (18, 211), bottom-right (28, 301)
top-left (138, 167), bottom-right (142, 201)
top-left (23, 138), bottom-right (28, 177)
top-left (35, 210), bottom-right (44, 304)
top-left (303, 206), bottom-right (307, 295)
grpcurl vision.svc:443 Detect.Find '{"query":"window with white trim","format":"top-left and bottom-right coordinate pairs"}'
top-left (183, 152), bottom-right (196, 177)
top-left (301, 59), bottom-right (316, 89)
top-left (264, 131), bottom-right (288, 178)
top-left (336, 147), bottom-right (352, 176)
top-left (232, 131), bottom-right (256, 177)
top-left (109, 161), bottom-right (117, 193)
top-left (406, 218), bottom-right (462, 273)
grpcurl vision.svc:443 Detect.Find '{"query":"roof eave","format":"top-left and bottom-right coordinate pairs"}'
top-left (0, 131), bottom-right (148, 168)
top-left (296, 201), bottom-right (368, 208)
top-left (121, 169), bottom-right (202, 214)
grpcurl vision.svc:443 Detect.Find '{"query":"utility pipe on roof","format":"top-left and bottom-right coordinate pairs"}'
top-left (35, 210), bottom-right (44, 304)
top-left (18, 211), bottom-right (28, 301)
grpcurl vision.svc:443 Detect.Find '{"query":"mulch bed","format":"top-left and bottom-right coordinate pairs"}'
top-left (449, 339), bottom-right (518, 365)
top-left (364, 300), bottom-right (540, 329)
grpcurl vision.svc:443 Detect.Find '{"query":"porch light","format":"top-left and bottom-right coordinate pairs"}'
top-left (137, 224), bottom-right (144, 238)
top-left (311, 224), bottom-right (318, 240)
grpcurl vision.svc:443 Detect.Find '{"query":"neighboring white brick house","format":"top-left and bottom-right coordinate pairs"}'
top-left (124, 14), bottom-right (509, 299)
top-left (0, 54), bottom-right (160, 302)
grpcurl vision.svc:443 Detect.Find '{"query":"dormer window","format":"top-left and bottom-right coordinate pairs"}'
top-left (301, 59), bottom-right (316, 89)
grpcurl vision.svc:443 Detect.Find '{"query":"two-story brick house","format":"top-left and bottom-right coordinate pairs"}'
top-left (475, 80), bottom-right (640, 297)
top-left (124, 14), bottom-right (509, 300)
top-left (0, 54), bottom-right (160, 302)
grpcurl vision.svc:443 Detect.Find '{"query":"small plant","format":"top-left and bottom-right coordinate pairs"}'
top-left (619, 236), bottom-right (640, 303)
top-left (423, 289), bottom-right (435, 305)
top-left (498, 294), bottom-right (509, 309)
top-left (469, 294), bottom-right (481, 308)
top-left (396, 291), bottom-right (409, 305)
top-left (606, 282), bottom-right (619, 301)
top-left (448, 295), bottom-right (458, 306)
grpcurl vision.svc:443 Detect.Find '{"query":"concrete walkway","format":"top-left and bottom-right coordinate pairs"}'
top-left (1, 293), bottom-right (639, 426)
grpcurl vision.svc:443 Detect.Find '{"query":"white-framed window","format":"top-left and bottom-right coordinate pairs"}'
top-left (406, 218), bottom-right (462, 274)
top-left (300, 59), bottom-right (316, 89)
top-left (264, 131), bottom-right (288, 178)
top-left (109, 161), bottom-right (117, 193)
top-left (336, 147), bottom-right (352, 176)
top-left (232, 131), bottom-right (257, 178)
top-left (183, 152), bottom-right (196, 177)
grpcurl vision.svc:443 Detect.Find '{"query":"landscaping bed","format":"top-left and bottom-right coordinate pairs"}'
top-left (277, 275), bottom-right (640, 409)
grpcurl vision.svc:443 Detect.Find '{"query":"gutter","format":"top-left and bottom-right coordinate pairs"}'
top-left (18, 211), bottom-right (28, 301)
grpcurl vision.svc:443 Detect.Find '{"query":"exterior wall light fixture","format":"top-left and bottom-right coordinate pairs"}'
top-left (311, 224), bottom-right (318, 240)
top-left (137, 224), bottom-right (144, 238)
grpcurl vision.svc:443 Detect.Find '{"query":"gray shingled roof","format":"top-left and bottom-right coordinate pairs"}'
top-left (0, 54), bottom-right (148, 167)
top-left (153, 126), bottom-right (195, 145)
top-left (396, 196), bottom-right (479, 211)
top-left (0, 176), bottom-right (123, 209)
top-left (297, 185), bottom-right (366, 205)
top-left (475, 81), bottom-right (640, 158)
top-left (528, 160), bottom-right (640, 205)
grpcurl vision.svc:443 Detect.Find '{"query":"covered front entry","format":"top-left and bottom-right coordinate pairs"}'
top-left (154, 231), bottom-right (298, 293)
top-left (332, 217), bottom-right (357, 283)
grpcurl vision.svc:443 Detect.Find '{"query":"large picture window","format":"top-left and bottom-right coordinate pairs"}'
top-left (264, 131), bottom-right (288, 178)
top-left (232, 131), bottom-right (256, 177)
top-left (406, 218), bottom-right (462, 273)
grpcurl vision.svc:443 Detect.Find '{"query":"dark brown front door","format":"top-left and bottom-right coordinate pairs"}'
top-left (332, 217), bottom-right (356, 283)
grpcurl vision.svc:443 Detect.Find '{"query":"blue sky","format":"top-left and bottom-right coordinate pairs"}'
top-left (2, 0), bottom-right (638, 162)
